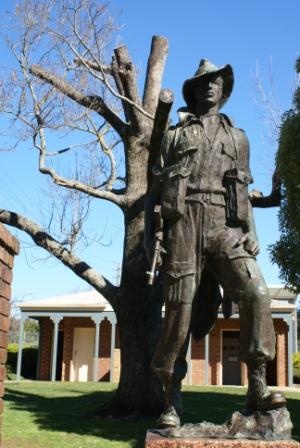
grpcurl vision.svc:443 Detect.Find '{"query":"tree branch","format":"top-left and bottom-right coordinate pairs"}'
top-left (74, 55), bottom-right (132, 122)
top-left (143, 36), bottom-right (169, 115)
top-left (26, 94), bottom-right (126, 208)
top-left (74, 58), bottom-right (112, 75)
top-left (29, 64), bottom-right (127, 138)
top-left (38, 159), bottom-right (126, 208)
top-left (0, 210), bottom-right (117, 306)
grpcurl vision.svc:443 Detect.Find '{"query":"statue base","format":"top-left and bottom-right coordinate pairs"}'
top-left (145, 407), bottom-right (300, 447)
top-left (145, 432), bottom-right (300, 448)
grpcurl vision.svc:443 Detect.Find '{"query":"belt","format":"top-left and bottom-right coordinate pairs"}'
top-left (185, 191), bottom-right (226, 206)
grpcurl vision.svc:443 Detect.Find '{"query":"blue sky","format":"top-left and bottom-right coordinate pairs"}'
top-left (0, 0), bottom-right (299, 302)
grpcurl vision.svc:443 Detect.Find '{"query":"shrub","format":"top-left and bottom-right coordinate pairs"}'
top-left (293, 352), bottom-right (300, 369)
top-left (6, 343), bottom-right (38, 379)
top-left (293, 352), bottom-right (300, 384)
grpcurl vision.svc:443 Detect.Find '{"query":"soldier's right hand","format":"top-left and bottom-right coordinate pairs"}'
top-left (144, 236), bottom-right (165, 266)
top-left (156, 245), bottom-right (167, 268)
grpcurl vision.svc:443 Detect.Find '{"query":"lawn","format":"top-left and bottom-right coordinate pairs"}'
top-left (2, 382), bottom-right (300, 448)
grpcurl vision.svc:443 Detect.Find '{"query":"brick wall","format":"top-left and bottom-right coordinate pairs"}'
top-left (190, 317), bottom-right (290, 387)
top-left (38, 313), bottom-right (290, 387)
top-left (0, 224), bottom-right (19, 446)
top-left (38, 317), bottom-right (114, 382)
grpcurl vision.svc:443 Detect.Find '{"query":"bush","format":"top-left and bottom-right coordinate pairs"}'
top-left (293, 352), bottom-right (300, 384)
top-left (6, 343), bottom-right (38, 379)
top-left (293, 352), bottom-right (300, 369)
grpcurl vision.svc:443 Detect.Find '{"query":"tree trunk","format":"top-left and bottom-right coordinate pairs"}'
top-left (111, 279), bottom-right (164, 416)
top-left (94, 179), bottom-right (164, 416)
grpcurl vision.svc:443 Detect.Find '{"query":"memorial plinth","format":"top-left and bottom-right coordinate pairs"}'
top-left (145, 431), bottom-right (300, 448)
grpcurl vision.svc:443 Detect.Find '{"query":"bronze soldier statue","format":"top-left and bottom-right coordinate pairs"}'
top-left (144, 59), bottom-right (286, 428)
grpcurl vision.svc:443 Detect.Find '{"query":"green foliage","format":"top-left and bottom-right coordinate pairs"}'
top-left (7, 343), bottom-right (19, 353)
top-left (270, 56), bottom-right (300, 291)
top-left (294, 352), bottom-right (300, 384)
top-left (294, 352), bottom-right (300, 369)
top-left (24, 319), bottom-right (39, 334)
top-left (9, 318), bottom-right (39, 344)
top-left (6, 343), bottom-right (38, 379)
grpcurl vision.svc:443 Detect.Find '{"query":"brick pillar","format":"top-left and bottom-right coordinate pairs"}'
top-left (276, 321), bottom-right (289, 387)
top-left (0, 224), bottom-right (19, 446)
top-left (99, 319), bottom-right (111, 381)
top-left (38, 317), bottom-right (53, 380)
top-left (191, 338), bottom-right (206, 385)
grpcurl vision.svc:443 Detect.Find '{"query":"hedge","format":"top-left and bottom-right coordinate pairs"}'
top-left (6, 343), bottom-right (38, 379)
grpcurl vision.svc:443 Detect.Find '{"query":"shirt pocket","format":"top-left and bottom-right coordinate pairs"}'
top-left (161, 165), bottom-right (191, 220)
top-left (221, 142), bottom-right (236, 161)
top-left (175, 126), bottom-right (200, 156)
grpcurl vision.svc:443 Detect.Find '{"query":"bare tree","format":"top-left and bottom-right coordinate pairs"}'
top-left (249, 59), bottom-right (283, 208)
top-left (0, 0), bottom-right (174, 415)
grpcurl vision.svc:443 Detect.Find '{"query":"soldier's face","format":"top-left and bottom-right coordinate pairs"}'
top-left (193, 75), bottom-right (224, 108)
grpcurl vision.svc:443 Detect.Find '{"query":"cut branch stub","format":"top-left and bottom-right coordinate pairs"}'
top-left (114, 45), bottom-right (140, 106)
top-left (111, 54), bottom-right (130, 121)
top-left (148, 88), bottom-right (174, 183)
top-left (143, 36), bottom-right (169, 116)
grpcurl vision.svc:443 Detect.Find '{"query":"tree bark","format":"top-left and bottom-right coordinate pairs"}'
top-left (143, 36), bottom-right (169, 115)
top-left (110, 280), bottom-right (164, 416)
top-left (106, 197), bottom-right (164, 415)
top-left (148, 89), bottom-right (174, 184)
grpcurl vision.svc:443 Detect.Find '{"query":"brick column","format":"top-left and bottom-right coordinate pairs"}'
top-left (0, 224), bottom-right (19, 446)
top-left (276, 322), bottom-right (289, 387)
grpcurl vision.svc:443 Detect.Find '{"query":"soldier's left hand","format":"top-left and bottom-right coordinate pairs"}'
top-left (236, 233), bottom-right (260, 256)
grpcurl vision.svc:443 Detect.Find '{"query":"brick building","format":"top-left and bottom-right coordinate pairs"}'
top-left (17, 286), bottom-right (298, 387)
top-left (0, 224), bottom-right (19, 446)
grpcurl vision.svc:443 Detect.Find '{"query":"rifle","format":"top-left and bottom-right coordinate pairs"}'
top-left (146, 204), bottom-right (163, 285)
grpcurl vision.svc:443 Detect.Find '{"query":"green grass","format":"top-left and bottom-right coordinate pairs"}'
top-left (2, 382), bottom-right (300, 447)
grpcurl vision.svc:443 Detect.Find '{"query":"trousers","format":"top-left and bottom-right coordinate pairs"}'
top-left (152, 201), bottom-right (276, 384)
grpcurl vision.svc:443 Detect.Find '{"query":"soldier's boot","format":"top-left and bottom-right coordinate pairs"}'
top-left (246, 361), bottom-right (287, 413)
top-left (156, 373), bottom-right (182, 429)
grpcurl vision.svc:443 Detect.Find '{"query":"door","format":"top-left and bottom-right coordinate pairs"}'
top-left (71, 327), bottom-right (95, 382)
top-left (222, 330), bottom-right (241, 385)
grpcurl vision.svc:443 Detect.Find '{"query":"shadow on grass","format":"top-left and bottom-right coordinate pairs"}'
top-left (4, 385), bottom-right (300, 447)
top-left (4, 384), bottom-right (153, 448)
